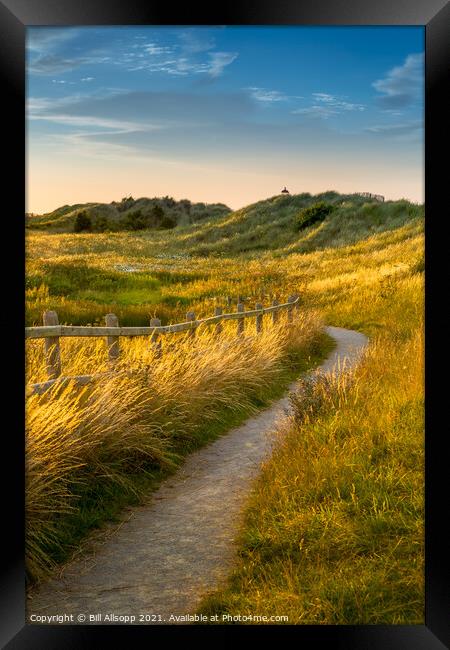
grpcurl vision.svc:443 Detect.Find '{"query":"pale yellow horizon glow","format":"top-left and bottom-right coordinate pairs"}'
top-left (27, 152), bottom-right (424, 215)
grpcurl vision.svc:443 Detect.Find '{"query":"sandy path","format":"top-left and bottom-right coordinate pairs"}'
top-left (27, 326), bottom-right (368, 625)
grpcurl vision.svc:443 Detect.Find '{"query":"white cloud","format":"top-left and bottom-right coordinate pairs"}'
top-left (28, 29), bottom-right (237, 81)
top-left (292, 105), bottom-right (339, 119)
top-left (29, 54), bottom-right (86, 75)
top-left (207, 51), bottom-right (238, 77)
top-left (124, 50), bottom-right (238, 78)
top-left (311, 93), bottom-right (336, 103)
top-left (247, 87), bottom-right (289, 102)
top-left (27, 88), bottom-right (132, 117)
top-left (373, 52), bottom-right (424, 108)
top-left (26, 28), bottom-right (80, 53)
top-left (312, 93), bottom-right (365, 111)
top-left (51, 131), bottom-right (146, 161)
top-left (28, 113), bottom-right (163, 134)
top-left (177, 31), bottom-right (215, 54)
top-left (365, 120), bottom-right (423, 140)
top-left (120, 37), bottom-right (237, 78)
top-left (292, 93), bottom-right (365, 119)
top-left (143, 43), bottom-right (174, 55)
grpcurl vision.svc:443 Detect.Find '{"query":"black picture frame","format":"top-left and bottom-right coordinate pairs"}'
top-left (1, 0), bottom-right (448, 647)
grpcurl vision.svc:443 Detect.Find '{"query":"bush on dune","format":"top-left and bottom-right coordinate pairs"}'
top-left (295, 202), bottom-right (336, 231)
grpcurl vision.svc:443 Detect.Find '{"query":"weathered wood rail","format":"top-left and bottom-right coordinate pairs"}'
top-left (26, 295), bottom-right (300, 396)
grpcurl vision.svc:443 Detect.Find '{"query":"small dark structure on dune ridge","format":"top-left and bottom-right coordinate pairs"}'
top-left (281, 187), bottom-right (290, 194)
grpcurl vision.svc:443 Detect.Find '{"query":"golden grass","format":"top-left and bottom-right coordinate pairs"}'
top-left (26, 312), bottom-right (324, 581)
top-left (198, 261), bottom-right (424, 624)
top-left (25, 218), bottom-right (423, 329)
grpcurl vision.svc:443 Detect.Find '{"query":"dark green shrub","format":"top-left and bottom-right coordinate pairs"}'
top-left (93, 216), bottom-right (110, 232)
top-left (117, 196), bottom-right (135, 212)
top-left (179, 199), bottom-right (191, 214)
top-left (295, 202), bottom-right (335, 231)
top-left (151, 204), bottom-right (165, 225)
top-left (160, 215), bottom-right (177, 229)
top-left (124, 209), bottom-right (148, 231)
top-left (276, 194), bottom-right (294, 208)
top-left (73, 211), bottom-right (92, 233)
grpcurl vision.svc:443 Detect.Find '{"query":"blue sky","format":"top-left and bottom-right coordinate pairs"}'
top-left (26, 26), bottom-right (424, 212)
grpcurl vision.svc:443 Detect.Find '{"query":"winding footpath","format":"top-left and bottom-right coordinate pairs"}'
top-left (27, 326), bottom-right (368, 625)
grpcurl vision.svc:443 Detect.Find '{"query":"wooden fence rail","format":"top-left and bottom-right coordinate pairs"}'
top-left (26, 294), bottom-right (300, 395)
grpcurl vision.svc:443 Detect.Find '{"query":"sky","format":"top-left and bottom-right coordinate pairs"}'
top-left (26, 26), bottom-right (424, 213)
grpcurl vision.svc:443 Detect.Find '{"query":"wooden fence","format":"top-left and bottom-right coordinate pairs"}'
top-left (26, 295), bottom-right (300, 396)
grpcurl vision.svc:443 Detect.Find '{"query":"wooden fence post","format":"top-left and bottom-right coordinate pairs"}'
top-left (237, 302), bottom-right (244, 336)
top-left (186, 311), bottom-right (196, 339)
top-left (150, 318), bottom-right (162, 358)
top-left (43, 310), bottom-right (61, 379)
top-left (214, 306), bottom-right (223, 336)
top-left (226, 296), bottom-right (232, 310)
top-left (272, 299), bottom-right (279, 326)
top-left (105, 313), bottom-right (120, 363)
top-left (255, 302), bottom-right (263, 334)
top-left (287, 295), bottom-right (295, 324)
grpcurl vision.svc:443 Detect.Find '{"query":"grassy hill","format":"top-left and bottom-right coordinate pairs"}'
top-left (25, 192), bottom-right (420, 249)
top-left (25, 191), bottom-right (423, 327)
top-left (162, 191), bottom-right (422, 256)
top-left (26, 196), bottom-right (231, 233)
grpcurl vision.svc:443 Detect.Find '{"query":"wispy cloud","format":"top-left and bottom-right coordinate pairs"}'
top-left (292, 105), bottom-right (339, 119)
top-left (177, 30), bottom-right (215, 54)
top-left (28, 104), bottom-right (167, 162)
top-left (142, 43), bottom-right (174, 55)
top-left (312, 93), bottom-right (365, 111)
top-left (26, 90), bottom-right (255, 161)
top-left (51, 131), bottom-right (149, 162)
top-left (28, 54), bottom-right (86, 75)
top-left (292, 93), bottom-right (365, 119)
top-left (26, 28), bottom-right (80, 53)
top-left (27, 88), bottom-right (128, 114)
top-left (207, 52), bottom-right (238, 77)
top-left (29, 113), bottom-right (162, 134)
top-left (27, 28), bottom-right (238, 80)
top-left (124, 50), bottom-right (238, 78)
top-left (365, 120), bottom-right (423, 140)
top-left (106, 39), bottom-right (238, 78)
top-left (27, 28), bottom-right (104, 75)
top-left (28, 90), bottom-right (253, 128)
top-left (246, 87), bottom-right (289, 102)
top-left (372, 52), bottom-right (424, 109)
